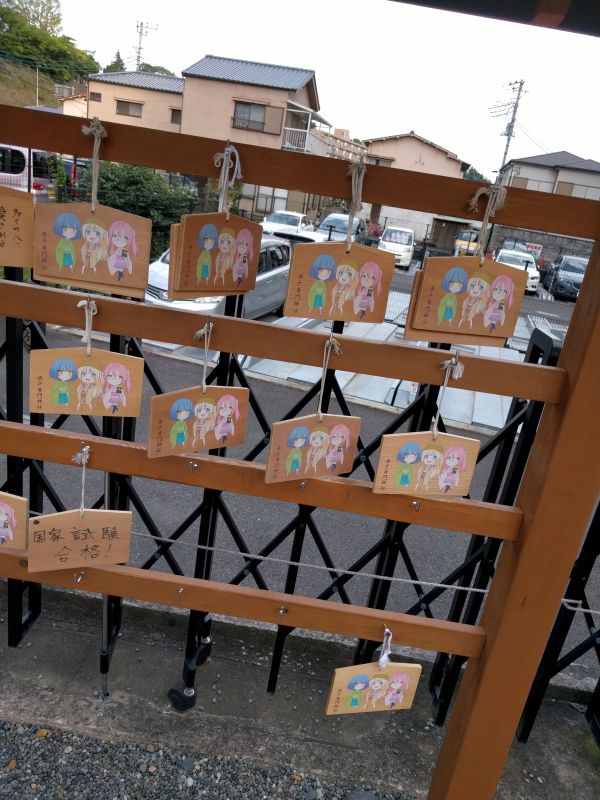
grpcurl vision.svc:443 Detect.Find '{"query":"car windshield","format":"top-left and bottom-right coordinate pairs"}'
top-left (265, 213), bottom-right (299, 226)
top-left (562, 258), bottom-right (587, 274)
top-left (457, 230), bottom-right (478, 242)
top-left (382, 229), bottom-right (413, 245)
top-left (318, 215), bottom-right (358, 233)
top-left (498, 253), bottom-right (532, 269)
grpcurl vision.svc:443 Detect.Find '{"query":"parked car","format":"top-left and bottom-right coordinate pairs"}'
top-left (493, 237), bottom-right (531, 257)
top-left (543, 255), bottom-right (588, 300)
top-left (314, 213), bottom-right (368, 243)
top-left (0, 143), bottom-right (54, 201)
top-left (260, 210), bottom-right (313, 237)
top-left (144, 236), bottom-right (291, 318)
top-left (495, 249), bottom-right (540, 294)
top-left (377, 225), bottom-right (415, 269)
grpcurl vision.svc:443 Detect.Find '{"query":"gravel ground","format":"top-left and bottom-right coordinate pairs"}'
top-left (0, 721), bottom-right (408, 800)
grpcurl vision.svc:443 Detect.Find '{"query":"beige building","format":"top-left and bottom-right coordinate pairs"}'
top-left (363, 131), bottom-right (468, 178)
top-left (500, 151), bottom-right (600, 200)
top-left (310, 128), bottom-right (367, 161)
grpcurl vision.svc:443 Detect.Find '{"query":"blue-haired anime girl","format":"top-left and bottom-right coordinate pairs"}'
top-left (438, 266), bottom-right (468, 325)
top-left (53, 212), bottom-right (82, 270)
top-left (285, 425), bottom-right (310, 475)
top-left (395, 442), bottom-right (422, 487)
top-left (169, 397), bottom-right (194, 448)
top-left (346, 673), bottom-right (369, 708)
top-left (308, 254), bottom-right (336, 314)
top-left (196, 223), bottom-right (219, 282)
top-left (49, 357), bottom-right (78, 406)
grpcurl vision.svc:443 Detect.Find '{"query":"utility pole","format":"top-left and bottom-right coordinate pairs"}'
top-left (135, 21), bottom-right (158, 70)
top-left (499, 79), bottom-right (525, 169)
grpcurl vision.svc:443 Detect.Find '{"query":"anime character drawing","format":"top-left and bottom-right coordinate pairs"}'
top-left (196, 223), bottom-right (218, 282)
top-left (458, 271), bottom-right (490, 329)
top-left (364, 676), bottom-right (389, 710)
top-left (107, 220), bottom-right (138, 282)
top-left (414, 445), bottom-right (443, 492)
top-left (53, 212), bottom-right (82, 270)
top-left (325, 423), bottom-right (351, 472)
top-left (329, 260), bottom-right (358, 315)
top-left (192, 397), bottom-right (217, 448)
top-left (49, 357), bottom-right (77, 407)
top-left (307, 254), bottom-right (336, 314)
top-left (76, 362), bottom-right (104, 411)
top-left (346, 673), bottom-right (369, 709)
top-left (81, 220), bottom-right (109, 274)
top-left (215, 394), bottom-right (240, 443)
top-left (304, 428), bottom-right (330, 474)
top-left (285, 426), bottom-right (310, 476)
top-left (384, 673), bottom-right (410, 708)
top-left (395, 442), bottom-right (422, 487)
top-left (233, 228), bottom-right (254, 286)
top-left (214, 227), bottom-right (236, 285)
top-left (483, 275), bottom-right (515, 333)
top-left (102, 362), bottom-right (131, 414)
top-left (437, 267), bottom-right (468, 325)
top-left (353, 261), bottom-right (383, 319)
top-left (438, 445), bottom-right (467, 494)
top-left (0, 501), bottom-right (17, 545)
top-left (169, 398), bottom-right (194, 448)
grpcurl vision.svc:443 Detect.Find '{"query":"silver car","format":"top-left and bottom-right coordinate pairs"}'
top-left (144, 236), bottom-right (291, 318)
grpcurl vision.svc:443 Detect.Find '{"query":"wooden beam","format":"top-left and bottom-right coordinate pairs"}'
top-left (532, 0), bottom-right (572, 28)
top-left (0, 551), bottom-right (486, 658)
top-left (1, 104), bottom-right (599, 239)
top-left (428, 241), bottom-right (600, 799)
top-left (0, 421), bottom-right (522, 540)
top-left (0, 282), bottom-right (566, 403)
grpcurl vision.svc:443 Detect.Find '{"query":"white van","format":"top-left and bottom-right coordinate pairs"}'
top-left (377, 225), bottom-right (415, 269)
top-left (0, 143), bottom-right (54, 201)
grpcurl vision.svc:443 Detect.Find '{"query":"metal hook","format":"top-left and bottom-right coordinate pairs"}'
top-left (189, 462), bottom-right (198, 473)
top-left (74, 570), bottom-right (85, 584)
top-left (178, 587), bottom-right (184, 598)
top-left (278, 606), bottom-right (288, 617)
top-left (411, 500), bottom-right (421, 511)
top-left (299, 481), bottom-right (306, 492)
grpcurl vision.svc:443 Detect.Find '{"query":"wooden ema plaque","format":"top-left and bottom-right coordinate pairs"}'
top-left (29, 347), bottom-right (144, 417)
top-left (265, 413), bottom-right (361, 484)
top-left (172, 212), bottom-right (262, 295)
top-left (147, 385), bottom-right (250, 458)
top-left (404, 256), bottom-right (527, 346)
top-left (0, 491), bottom-right (29, 552)
top-left (325, 662), bottom-right (422, 715)
top-left (33, 203), bottom-right (151, 299)
top-left (0, 187), bottom-right (34, 268)
top-left (283, 242), bottom-right (394, 323)
top-left (373, 431), bottom-right (480, 498)
top-left (27, 509), bottom-right (132, 573)
top-left (167, 222), bottom-right (238, 300)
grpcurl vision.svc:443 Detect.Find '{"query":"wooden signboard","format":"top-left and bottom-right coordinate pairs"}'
top-left (27, 508), bottom-right (132, 572)
top-left (404, 256), bottom-right (527, 346)
top-left (29, 347), bottom-right (144, 417)
top-left (0, 491), bottom-right (29, 551)
top-left (325, 662), bottom-right (422, 715)
top-left (0, 187), bottom-right (34, 268)
top-left (265, 413), bottom-right (361, 484)
top-left (167, 221), bottom-right (238, 300)
top-left (172, 212), bottom-right (262, 295)
top-left (33, 203), bottom-right (151, 298)
top-left (147, 385), bottom-right (250, 458)
top-left (283, 242), bottom-right (394, 322)
top-left (373, 431), bottom-right (480, 497)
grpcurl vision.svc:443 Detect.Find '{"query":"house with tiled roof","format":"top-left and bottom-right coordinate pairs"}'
top-left (500, 151), bottom-right (600, 200)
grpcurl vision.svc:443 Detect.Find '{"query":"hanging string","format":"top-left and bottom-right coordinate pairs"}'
top-left (194, 321), bottom-right (214, 393)
top-left (468, 178), bottom-right (507, 263)
top-left (346, 156), bottom-right (366, 253)
top-left (71, 444), bottom-right (91, 517)
top-left (213, 143), bottom-right (242, 220)
top-left (561, 599), bottom-right (600, 620)
top-left (81, 117), bottom-right (107, 213)
top-left (316, 332), bottom-right (342, 421)
top-left (378, 626), bottom-right (393, 670)
top-left (431, 353), bottom-right (464, 439)
top-left (76, 297), bottom-right (98, 357)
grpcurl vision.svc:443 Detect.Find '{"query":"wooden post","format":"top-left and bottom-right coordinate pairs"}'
top-left (428, 242), bottom-right (600, 799)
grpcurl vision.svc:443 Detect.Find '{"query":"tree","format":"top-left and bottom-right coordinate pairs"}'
top-left (464, 166), bottom-right (491, 183)
top-left (104, 50), bottom-right (125, 73)
top-left (139, 62), bottom-right (175, 76)
top-left (3, 0), bottom-right (62, 35)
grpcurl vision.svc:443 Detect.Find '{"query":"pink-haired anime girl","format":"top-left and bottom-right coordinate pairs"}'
top-left (483, 274), bottom-right (515, 333)
top-left (353, 261), bottom-right (383, 319)
top-left (384, 672), bottom-right (410, 708)
top-left (0, 501), bottom-right (17, 545)
top-left (107, 220), bottom-right (138, 281)
top-left (233, 228), bottom-right (254, 286)
top-left (325, 423), bottom-right (352, 472)
top-left (215, 394), bottom-right (240, 442)
top-left (214, 227), bottom-right (236, 285)
top-left (438, 445), bottom-right (467, 494)
top-left (102, 362), bottom-right (132, 414)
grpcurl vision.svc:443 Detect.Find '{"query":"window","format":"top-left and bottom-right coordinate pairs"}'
top-left (116, 100), bottom-right (142, 118)
top-left (256, 186), bottom-right (288, 214)
top-left (0, 147), bottom-right (26, 174)
top-left (232, 101), bottom-right (265, 132)
top-left (32, 151), bottom-right (50, 179)
top-left (170, 108), bottom-right (182, 125)
top-left (257, 249), bottom-right (269, 274)
top-left (270, 245), bottom-right (289, 268)
top-left (89, 92), bottom-right (102, 102)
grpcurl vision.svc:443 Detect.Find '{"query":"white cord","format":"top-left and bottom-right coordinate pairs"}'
top-left (81, 117), bottom-right (107, 213)
top-left (76, 297), bottom-right (97, 356)
top-left (431, 353), bottom-right (464, 439)
top-left (193, 321), bottom-right (214, 392)
top-left (214, 143), bottom-right (242, 219)
top-left (316, 333), bottom-right (342, 422)
top-left (71, 444), bottom-right (91, 517)
top-left (346, 156), bottom-right (365, 252)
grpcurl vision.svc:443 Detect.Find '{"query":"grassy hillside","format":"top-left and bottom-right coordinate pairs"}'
top-left (0, 57), bottom-right (62, 108)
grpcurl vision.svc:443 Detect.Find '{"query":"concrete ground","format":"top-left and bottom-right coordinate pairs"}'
top-left (0, 586), bottom-right (598, 800)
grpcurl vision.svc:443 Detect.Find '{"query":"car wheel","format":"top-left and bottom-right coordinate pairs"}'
top-left (274, 301), bottom-right (285, 317)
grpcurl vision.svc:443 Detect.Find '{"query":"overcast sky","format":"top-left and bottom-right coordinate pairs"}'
top-left (60, 0), bottom-right (599, 176)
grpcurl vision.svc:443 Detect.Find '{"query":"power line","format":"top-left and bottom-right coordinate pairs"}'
top-left (514, 121), bottom-right (551, 153)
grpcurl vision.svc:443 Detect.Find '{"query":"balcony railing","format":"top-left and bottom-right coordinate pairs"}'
top-left (282, 127), bottom-right (308, 152)
top-left (231, 116), bottom-right (265, 132)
